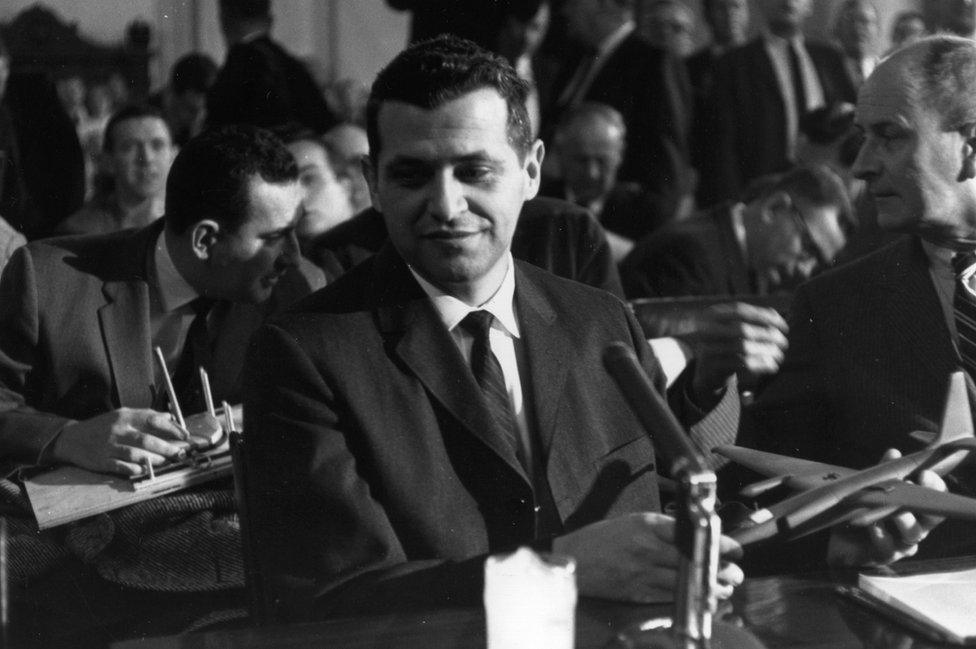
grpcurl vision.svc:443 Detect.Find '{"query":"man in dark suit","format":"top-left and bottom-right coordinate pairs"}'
top-left (620, 164), bottom-right (850, 299)
top-left (546, 0), bottom-right (694, 215)
top-left (243, 34), bottom-right (928, 623)
top-left (243, 35), bottom-right (753, 623)
top-left (0, 125), bottom-right (319, 476)
top-left (707, 0), bottom-right (854, 204)
top-left (206, 0), bottom-right (336, 133)
top-left (308, 196), bottom-right (624, 298)
top-left (0, 125), bottom-right (322, 646)
top-left (742, 36), bottom-right (976, 563)
top-left (542, 101), bottom-right (675, 263)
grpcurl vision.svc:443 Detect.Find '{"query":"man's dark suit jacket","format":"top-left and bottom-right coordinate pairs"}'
top-left (308, 196), bottom-right (625, 298)
top-left (206, 35), bottom-right (336, 133)
top-left (242, 243), bottom-right (725, 621)
top-left (708, 37), bottom-right (854, 203)
top-left (619, 203), bottom-right (752, 299)
top-left (0, 220), bottom-right (323, 469)
top-left (740, 235), bottom-right (976, 559)
top-left (544, 33), bottom-right (693, 208)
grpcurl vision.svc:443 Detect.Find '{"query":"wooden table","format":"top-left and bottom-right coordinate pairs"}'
top-left (114, 556), bottom-right (975, 649)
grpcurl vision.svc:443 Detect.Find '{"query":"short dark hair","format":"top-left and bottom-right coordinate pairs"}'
top-left (219, 0), bottom-right (271, 22)
top-left (164, 125), bottom-right (298, 235)
top-left (170, 52), bottom-right (218, 96)
top-left (103, 103), bottom-right (171, 153)
top-left (365, 35), bottom-right (532, 161)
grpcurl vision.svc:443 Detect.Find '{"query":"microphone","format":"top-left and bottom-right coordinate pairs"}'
top-left (602, 341), bottom-right (706, 476)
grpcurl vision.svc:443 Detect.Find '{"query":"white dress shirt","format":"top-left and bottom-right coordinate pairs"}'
top-left (408, 254), bottom-right (533, 468)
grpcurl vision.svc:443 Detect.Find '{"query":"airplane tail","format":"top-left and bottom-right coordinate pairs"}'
top-left (909, 371), bottom-right (974, 447)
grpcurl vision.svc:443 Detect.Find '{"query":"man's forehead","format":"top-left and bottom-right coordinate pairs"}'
top-left (244, 176), bottom-right (303, 228)
top-left (375, 89), bottom-right (513, 159)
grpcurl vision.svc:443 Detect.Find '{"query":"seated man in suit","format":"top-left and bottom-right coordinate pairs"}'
top-left (621, 164), bottom-right (850, 299)
top-left (58, 103), bottom-right (175, 236)
top-left (0, 125), bottom-right (323, 645)
top-left (242, 35), bottom-right (934, 623)
top-left (741, 35), bottom-right (976, 562)
top-left (542, 102), bottom-right (675, 263)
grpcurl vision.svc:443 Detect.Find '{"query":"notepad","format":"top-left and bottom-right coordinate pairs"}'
top-left (858, 565), bottom-right (976, 644)
top-left (23, 408), bottom-right (238, 530)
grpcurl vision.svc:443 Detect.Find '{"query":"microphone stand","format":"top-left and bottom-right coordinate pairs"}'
top-left (604, 342), bottom-right (764, 649)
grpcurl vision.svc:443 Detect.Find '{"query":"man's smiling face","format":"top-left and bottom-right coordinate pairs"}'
top-left (366, 88), bottom-right (542, 303)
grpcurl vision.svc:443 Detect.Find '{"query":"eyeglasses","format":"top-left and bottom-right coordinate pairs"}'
top-left (786, 198), bottom-right (828, 269)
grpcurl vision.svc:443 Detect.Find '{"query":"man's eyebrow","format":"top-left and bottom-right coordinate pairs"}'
top-left (385, 151), bottom-right (499, 167)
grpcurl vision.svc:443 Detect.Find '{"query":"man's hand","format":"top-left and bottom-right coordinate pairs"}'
top-left (52, 408), bottom-right (190, 476)
top-left (686, 303), bottom-right (789, 403)
top-left (552, 512), bottom-right (744, 603)
top-left (827, 449), bottom-right (947, 567)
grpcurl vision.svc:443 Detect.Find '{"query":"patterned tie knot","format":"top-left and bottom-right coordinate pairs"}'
top-left (460, 310), bottom-right (494, 338)
top-left (952, 252), bottom-right (976, 279)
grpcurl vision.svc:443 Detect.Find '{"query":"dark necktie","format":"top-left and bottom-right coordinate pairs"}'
top-left (788, 41), bottom-right (808, 120)
top-left (954, 253), bottom-right (976, 380)
top-left (172, 297), bottom-right (215, 415)
top-left (459, 310), bottom-right (522, 462)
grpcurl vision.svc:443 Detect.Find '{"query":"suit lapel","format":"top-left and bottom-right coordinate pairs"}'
top-left (514, 264), bottom-right (568, 453)
top-left (373, 248), bottom-right (530, 484)
top-left (97, 228), bottom-right (157, 408)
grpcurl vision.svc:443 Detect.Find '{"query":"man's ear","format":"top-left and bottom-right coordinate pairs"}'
top-left (189, 220), bottom-right (221, 261)
top-left (361, 154), bottom-right (382, 212)
top-left (960, 124), bottom-right (976, 181)
top-left (523, 139), bottom-right (545, 200)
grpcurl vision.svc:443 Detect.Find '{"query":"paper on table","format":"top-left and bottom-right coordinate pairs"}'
top-left (858, 565), bottom-right (976, 643)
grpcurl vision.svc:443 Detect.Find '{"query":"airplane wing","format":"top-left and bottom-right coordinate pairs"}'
top-left (713, 445), bottom-right (858, 490)
top-left (842, 480), bottom-right (976, 520)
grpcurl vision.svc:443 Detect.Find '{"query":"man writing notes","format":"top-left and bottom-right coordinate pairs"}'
top-left (0, 126), bottom-right (322, 645)
top-left (743, 35), bottom-right (976, 564)
top-left (242, 36), bottom-right (933, 623)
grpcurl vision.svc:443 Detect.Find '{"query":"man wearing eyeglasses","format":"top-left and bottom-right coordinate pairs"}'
top-left (620, 164), bottom-right (850, 299)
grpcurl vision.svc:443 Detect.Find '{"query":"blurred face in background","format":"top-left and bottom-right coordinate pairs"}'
top-left (707, 0), bottom-right (750, 48)
top-left (557, 116), bottom-right (625, 205)
top-left (286, 138), bottom-right (355, 241)
top-left (760, 0), bottom-right (812, 37)
top-left (836, 0), bottom-right (879, 58)
top-left (646, 2), bottom-right (696, 57)
top-left (106, 116), bottom-right (175, 202)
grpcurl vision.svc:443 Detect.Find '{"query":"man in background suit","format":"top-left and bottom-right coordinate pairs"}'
top-left (708, 0), bottom-right (853, 203)
top-left (742, 35), bottom-right (976, 563)
top-left (547, 0), bottom-right (694, 220)
top-left (620, 164), bottom-right (850, 299)
top-left (243, 35), bottom-right (751, 623)
top-left (207, 0), bottom-right (336, 133)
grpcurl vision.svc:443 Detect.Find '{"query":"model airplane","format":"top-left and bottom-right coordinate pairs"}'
top-left (716, 372), bottom-right (976, 546)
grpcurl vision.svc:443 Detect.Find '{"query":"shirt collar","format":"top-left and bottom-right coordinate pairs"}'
top-left (153, 229), bottom-right (199, 312)
top-left (763, 30), bottom-right (804, 50)
top-left (922, 238), bottom-right (963, 277)
top-left (409, 253), bottom-right (520, 338)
